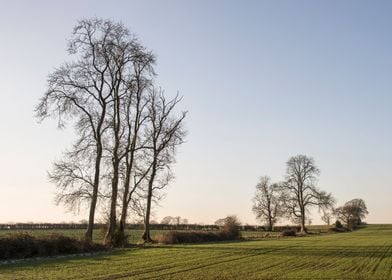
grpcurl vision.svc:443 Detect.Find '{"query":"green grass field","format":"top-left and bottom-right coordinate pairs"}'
top-left (1, 225), bottom-right (391, 279)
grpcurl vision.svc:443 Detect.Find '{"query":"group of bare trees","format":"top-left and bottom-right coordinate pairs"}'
top-left (35, 18), bottom-right (186, 245)
top-left (252, 155), bottom-right (335, 232)
top-left (252, 155), bottom-right (370, 232)
top-left (160, 216), bottom-right (188, 225)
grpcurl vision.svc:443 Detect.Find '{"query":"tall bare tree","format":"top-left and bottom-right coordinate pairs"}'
top-left (118, 50), bottom-right (155, 235)
top-left (141, 90), bottom-right (187, 242)
top-left (95, 20), bottom-right (156, 246)
top-left (36, 18), bottom-right (157, 244)
top-left (36, 18), bottom-right (187, 246)
top-left (281, 155), bottom-right (334, 233)
top-left (252, 176), bottom-right (283, 231)
top-left (35, 18), bottom-right (124, 242)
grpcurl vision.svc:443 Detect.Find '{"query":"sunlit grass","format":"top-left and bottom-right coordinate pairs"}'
top-left (0, 225), bottom-right (391, 279)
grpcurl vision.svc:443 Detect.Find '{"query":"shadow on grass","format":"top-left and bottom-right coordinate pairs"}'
top-left (0, 248), bottom-right (137, 270)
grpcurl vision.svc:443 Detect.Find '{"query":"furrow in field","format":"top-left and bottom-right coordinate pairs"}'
top-left (369, 244), bottom-right (392, 275)
top-left (143, 245), bottom-right (300, 280)
top-left (1, 225), bottom-right (392, 279)
top-left (89, 247), bottom-right (247, 279)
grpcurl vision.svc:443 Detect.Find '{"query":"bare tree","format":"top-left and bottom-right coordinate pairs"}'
top-left (321, 209), bottom-right (333, 226)
top-left (35, 18), bottom-right (123, 242)
top-left (36, 18), bottom-right (187, 246)
top-left (173, 216), bottom-right (181, 225)
top-left (161, 216), bottom-right (174, 224)
top-left (129, 194), bottom-right (148, 224)
top-left (334, 198), bottom-right (368, 229)
top-left (141, 90), bottom-right (187, 242)
top-left (101, 23), bottom-right (158, 246)
top-left (117, 57), bottom-right (157, 235)
top-left (118, 57), bottom-right (154, 235)
top-left (252, 176), bottom-right (283, 231)
top-left (280, 155), bottom-right (334, 233)
top-left (36, 18), bottom-right (159, 245)
top-left (214, 218), bottom-right (226, 227)
top-left (97, 21), bottom-right (140, 246)
top-left (49, 148), bottom-right (96, 214)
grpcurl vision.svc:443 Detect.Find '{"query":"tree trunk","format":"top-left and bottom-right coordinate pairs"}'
top-left (119, 142), bottom-right (136, 234)
top-left (299, 183), bottom-right (306, 233)
top-left (84, 141), bottom-right (102, 242)
top-left (105, 92), bottom-right (121, 246)
top-left (119, 203), bottom-right (127, 233)
top-left (300, 209), bottom-right (306, 233)
top-left (105, 151), bottom-right (120, 246)
top-left (142, 195), bottom-right (152, 242)
top-left (142, 163), bottom-right (156, 243)
top-left (119, 165), bottom-right (130, 233)
top-left (85, 186), bottom-right (98, 242)
top-left (119, 175), bottom-right (131, 233)
top-left (85, 193), bottom-right (97, 242)
top-left (267, 198), bottom-right (272, 231)
top-left (268, 217), bottom-right (273, 232)
top-left (119, 81), bottom-right (143, 234)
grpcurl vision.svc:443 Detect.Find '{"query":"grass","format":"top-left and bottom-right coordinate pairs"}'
top-left (0, 224), bottom-right (391, 279)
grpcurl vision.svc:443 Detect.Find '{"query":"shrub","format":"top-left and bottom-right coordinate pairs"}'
top-left (100, 223), bottom-right (108, 237)
top-left (329, 227), bottom-right (349, 233)
top-left (155, 215), bottom-right (242, 244)
top-left (280, 229), bottom-right (296, 237)
top-left (113, 230), bottom-right (129, 247)
top-left (221, 215), bottom-right (241, 239)
top-left (156, 231), bottom-right (218, 244)
top-left (335, 220), bottom-right (343, 228)
top-left (0, 233), bottom-right (105, 260)
top-left (156, 229), bottom-right (242, 244)
top-left (272, 226), bottom-right (301, 232)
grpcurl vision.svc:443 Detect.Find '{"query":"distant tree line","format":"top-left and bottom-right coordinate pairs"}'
top-left (35, 18), bottom-right (186, 246)
top-left (0, 222), bottom-right (289, 232)
top-left (160, 216), bottom-right (189, 225)
top-left (252, 155), bottom-right (368, 232)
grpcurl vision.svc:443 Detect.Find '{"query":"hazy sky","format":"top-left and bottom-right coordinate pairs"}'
top-left (0, 0), bottom-right (391, 225)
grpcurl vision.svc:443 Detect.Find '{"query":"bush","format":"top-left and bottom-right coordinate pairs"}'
top-left (0, 233), bottom-right (105, 260)
top-left (156, 231), bottom-right (216, 244)
top-left (155, 215), bottom-right (242, 244)
top-left (280, 229), bottom-right (296, 237)
top-left (113, 230), bottom-right (129, 247)
top-left (329, 227), bottom-right (349, 233)
top-left (155, 229), bottom-right (242, 244)
top-left (221, 216), bottom-right (241, 239)
top-left (328, 220), bottom-right (351, 233)
top-left (335, 220), bottom-right (343, 228)
top-left (273, 226), bottom-right (301, 232)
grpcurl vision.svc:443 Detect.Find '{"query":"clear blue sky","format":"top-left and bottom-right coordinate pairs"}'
top-left (0, 0), bottom-right (391, 224)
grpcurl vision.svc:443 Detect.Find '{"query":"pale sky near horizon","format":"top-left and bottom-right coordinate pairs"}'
top-left (0, 0), bottom-right (391, 225)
